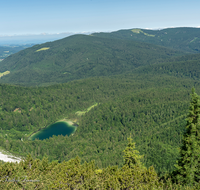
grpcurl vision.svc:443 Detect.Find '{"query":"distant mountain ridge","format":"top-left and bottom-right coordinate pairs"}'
top-left (92, 27), bottom-right (200, 53)
top-left (0, 34), bottom-right (182, 86)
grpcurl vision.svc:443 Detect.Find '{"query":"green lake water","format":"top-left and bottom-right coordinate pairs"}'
top-left (30, 121), bottom-right (77, 140)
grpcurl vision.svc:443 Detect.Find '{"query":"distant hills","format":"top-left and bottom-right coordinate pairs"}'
top-left (0, 33), bottom-right (76, 45)
top-left (0, 44), bottom-right (34, 60)
top-left (0, 33), bottom-right (183, 86)
top-left (92, 27), bottom-right (200, 54)
top-left (0, 27), bottom-right (200, 86)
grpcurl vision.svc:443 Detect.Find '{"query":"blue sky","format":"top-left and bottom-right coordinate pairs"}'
top-left (1, 0), bottom-right (200, 36)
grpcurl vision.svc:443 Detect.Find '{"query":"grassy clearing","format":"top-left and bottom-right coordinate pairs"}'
top-left (63, 72), bottom-right (71, 75)
top-left (0, 71), bottom-right (10, 78)
top-left (190, 37), bottom-right (198, 43)
top-left (75, 103), bottom-right (99, 116)
top-left (131, 29), bottom-right (155, 37)
top-left (131, 29), bottom-right (142, 33)
top-left (35, 47), bottom-right (50, 52)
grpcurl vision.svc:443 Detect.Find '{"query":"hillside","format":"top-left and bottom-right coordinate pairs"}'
top-left (1, 73), bottom-right (200, 175)
top-left (0, 34), bottom-right (182, 86)
top-left (1, 27), bottom-right (200, 182)
top-left (133, 53), bottom-right (200, 80)
top-left (92, 27), bottom-right (200, 53)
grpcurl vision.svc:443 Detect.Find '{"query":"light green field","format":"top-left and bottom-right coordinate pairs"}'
top-left (75, 103), bottom-right (99, 116)
top-left (0, 71), bottom-right (10, 78)
top-left (131, 29), bottom-right (155, 37)
top-left (190, 37), bottom-right (198, 43)
top-left (63, 72), bottom-right (71, 75)
top-left (36, 47), bottom-right (50, 52)
top-left (131, 29), bottom-right (142, 33)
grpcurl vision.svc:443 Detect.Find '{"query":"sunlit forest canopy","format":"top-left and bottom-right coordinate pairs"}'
top-left (0, 33), bottom-right (183, 86)
top-left (1, 27), bottom-right (200, 188)
top-left (0, 73), bottom-right (200, 175)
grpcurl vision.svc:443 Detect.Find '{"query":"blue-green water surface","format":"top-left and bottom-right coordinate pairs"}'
top-left (31, 121), bottom-right (76, 140)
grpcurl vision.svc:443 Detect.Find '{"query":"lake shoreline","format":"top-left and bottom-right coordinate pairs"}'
top-left (29, 118), bottom-right (78, 140)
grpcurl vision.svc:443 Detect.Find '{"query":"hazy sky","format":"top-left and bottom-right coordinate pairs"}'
top-left (1, 0), bottom-right (200, 35)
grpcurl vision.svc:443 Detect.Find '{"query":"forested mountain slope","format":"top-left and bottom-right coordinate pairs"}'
top-left (0, 34), bottom-right (182, 86)
top-left (134, 53), bottom-right (200, 80)
top-left (92, 27), bottom-right (200, 53)
top-left (1, 27), bottom-right (200, 177)
top-left (1, 73), bottom-right (200, 174)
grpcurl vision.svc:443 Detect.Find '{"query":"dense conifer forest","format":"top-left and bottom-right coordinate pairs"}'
top-left (92, 27), bottom-right (200, 53)
top-left (0, 27), bottom-right (200, 188)
top-left (0, 33), bottom-right (183, 86)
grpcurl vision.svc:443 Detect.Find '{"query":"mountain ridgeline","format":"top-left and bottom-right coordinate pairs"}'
top-left (0, 33), bottom-right (183, 86)
top-left (0, 27), bottom-right (200, 188)
top-left (92, 27), bottom-right (200, 53)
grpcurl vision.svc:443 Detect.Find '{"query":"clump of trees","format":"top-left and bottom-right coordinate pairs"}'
top-left (0, 137), bottom-right (199, 189)
top-left (0, 138), bottom-right (163, 189)
top-left (1, 75), bottom-right (199, 174)
top-left (173, 88), bottom-right (200, 186)
top-left (1, 87), bottom-right (200, 189)
top-left (0, 88), bottom-right (200, 189)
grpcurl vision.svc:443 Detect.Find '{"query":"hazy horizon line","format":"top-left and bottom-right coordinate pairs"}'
top-left (1, 26), bottom-right (200, 37)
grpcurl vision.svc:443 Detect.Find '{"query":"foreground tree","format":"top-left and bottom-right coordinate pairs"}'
top-left (121, 137), bottom-right (159, 189)
top-left (174, 87), bottom-right (200, 185)
top-left (123, 137), bottom-right (144, 168)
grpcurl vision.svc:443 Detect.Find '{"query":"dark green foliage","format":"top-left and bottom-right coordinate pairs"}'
top-left (0, 142), bottom-right (159, 189)
top-left (1, 27), bottom-right (200, 189)
top-left (123, 137), bottom-right (144, 168)
top-left (0, 143), bottom-right (199, 189)
top-left (0, 74), bottom-right (200, 175)
top-left (1, 27), bottom-right (200, 87)
top-left (0, 34), bottom-right (182, 86)
top-left (134, 53), bottom-right (200, 81)
top-left (174, 88), bottom-right (200, 185)
top-left (92, 27), bottom-right (200, 53)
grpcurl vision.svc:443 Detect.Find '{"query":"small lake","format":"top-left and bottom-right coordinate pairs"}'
top-left (30, 121), bottom-right (77, 140)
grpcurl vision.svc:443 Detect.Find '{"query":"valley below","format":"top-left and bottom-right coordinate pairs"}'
top-left (0, 27), bottom-right (200, 189)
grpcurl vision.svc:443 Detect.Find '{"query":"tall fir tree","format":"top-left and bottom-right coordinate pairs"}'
top-left (175, 87), bottom-right (200, 185)
top-left (123, 137), bottom-right (144, 168)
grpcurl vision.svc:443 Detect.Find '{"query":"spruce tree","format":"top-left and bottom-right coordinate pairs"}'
top-left (123, 137), bottom-right (144, 168)
top-left (175, 87), bottom-right (200, 185)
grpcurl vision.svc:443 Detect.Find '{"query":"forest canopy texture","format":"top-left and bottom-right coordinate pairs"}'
top-left (0, 27), bottom-right (200, 189)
